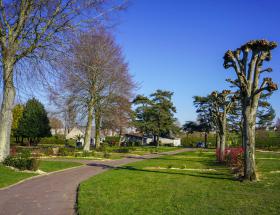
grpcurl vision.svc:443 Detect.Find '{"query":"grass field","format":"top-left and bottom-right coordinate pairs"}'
top-left (41, 146), bottom-right (181, 160)
top-left (0, 164), bottom-right (37, 189)
top-left (78, 150), bottom-right (280, 215)
top-left (38, 160), bottom-right (82, 172)
top-left (0, 160), bottom-right (83, 188)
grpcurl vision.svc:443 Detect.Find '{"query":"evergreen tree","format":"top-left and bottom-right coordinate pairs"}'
top-left (18, 98), bottom-right (51, 145)
top-left (133, 90), bottom-right (177, 146)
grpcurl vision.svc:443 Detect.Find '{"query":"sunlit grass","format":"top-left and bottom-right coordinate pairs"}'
top-left (78, 150), bottom-right (280, 215)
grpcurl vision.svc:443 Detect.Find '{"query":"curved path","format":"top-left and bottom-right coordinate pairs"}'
top-left (0, 148), bottom-right (193, 215)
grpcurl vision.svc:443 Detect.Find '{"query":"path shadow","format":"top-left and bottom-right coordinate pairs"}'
top-left (125, 156), bottom-right (149, 159)
top-left (86, 163), bottom-right (236, 181)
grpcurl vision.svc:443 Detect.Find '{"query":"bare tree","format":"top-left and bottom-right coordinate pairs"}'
top-left (94, 57), bottom-right (134, 147)
top-left (101, 95), bottom-right (133, 146)
top-left (224, 40), bottom-right (278, 181)
top-left (0, 0), bottom-right (127, 161)
top-left (49, 117), bottom-right (63, 135)
top-left (58, 28), bottom-right (133, 150)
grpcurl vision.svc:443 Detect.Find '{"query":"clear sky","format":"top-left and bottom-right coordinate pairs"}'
top-left (114, 0), bottom-right (280, 124)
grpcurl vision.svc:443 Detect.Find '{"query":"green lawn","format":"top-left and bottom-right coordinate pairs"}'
top-left (0, 164), bottom-right (37, 188)
top-left (38, 160), bottom-right (83, 172)
top-left (41, 146), bottom-right (181, 160)
top-left (78, 150), bottom-right (280, 215)
top-left (0, 160), bottom-right (83, 188)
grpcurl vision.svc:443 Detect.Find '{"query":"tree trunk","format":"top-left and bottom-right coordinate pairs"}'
top-left (220, 133), bottom-right (226, 161)
top-left (0, 64), bottom-right (16, 161)
top-left (216, 131), bottom-right (221, 161)
top-left (118, 127), bottom-right (122, 147)
top-left (242, 105), bottom-right (257, 181)
top-left (84, 104), bottom-right (94, 151)
top-left (153, 135), bottom-right (158, 146)
top-left (94, 109), bottom-right (101, 149)
top-left (216, 131), bottom-right (220, 149)
top-left (204, 132), bottom-right (208, 147)
top-left (156, 135), bottom-right (160, 147)
top-left (219, 113), bottom-right (227, 162)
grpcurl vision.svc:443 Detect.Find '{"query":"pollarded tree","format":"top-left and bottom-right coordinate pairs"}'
top-left (0, 0), bottom-right (127, 161)
top-left (228, 92), bottom-right (276, 133)
top-left (224, 40), bottom-right (278, 181)
top-left (209, 90), bottom-right (236, 161)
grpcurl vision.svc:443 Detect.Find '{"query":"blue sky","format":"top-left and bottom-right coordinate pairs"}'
top-left (114, 0), bottom-right (280, 124)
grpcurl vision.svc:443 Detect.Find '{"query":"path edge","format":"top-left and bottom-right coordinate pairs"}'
top-left (0, 163), bottom-right (85, 191)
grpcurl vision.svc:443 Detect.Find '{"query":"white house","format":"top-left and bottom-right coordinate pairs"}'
top-left (50, 128), bottom-right (65, 136)
top-left (145, 137), bottom-right (181, 146)
top-left (66, 127), bottom-right (85, 145)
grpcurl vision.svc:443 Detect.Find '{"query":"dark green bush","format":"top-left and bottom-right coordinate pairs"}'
top-left (97, 143), bottom-right (109, 152)
top-left (82, 151), bottom-right (92, 157)
top-left (103, 151), bottom-right (111, 158)
top-left (113, 148), bottom-right (130, 153)
top-left (105, 136), bottom-right (120, 146)
top-left (65, 139), bottom-right (76, 147)
top-left (40, 136), bottom-right (65, 145)
top-left (41, 147), bottom-right (55, 156)
top-left (126, 141), bottom-right (141, 147)
top-left (3, 149), bottom-right (40, 171)
top-left (58, 147), bottom-right (75, 156)
top-left (255, 131), bottom-right (280, 150)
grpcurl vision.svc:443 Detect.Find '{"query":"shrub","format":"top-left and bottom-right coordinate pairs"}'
top-left (105, 136), bottom-right (120, 146)
top-left (40, 147), bottom-right (54, 156)
top-left (255, 131), bottom-right (280, 150)
top-left (65, 139), bottom-right (76, 148)
top-left (82, 151), bottom-right (92, 157)
top-left (58, 147), bottom-right (75, 156)
top-left (114, 148), bottom-right (130, 153)
top-left (3, 149), bottom-right (40, 171)
top-left (97, 143), bottom-right (109, 152)
top-left (103, 151), bottom-right (111, 158)
top-left (224, 147), bottom-right (244, 165)
top-left (10, 146), bottom-right (17, 156)
top-left (224, 147), bottom-right (244, 176)
top-left (40, 136), bottom-right (65, 145)
top-left (125, 141), bottom-right (141, 147)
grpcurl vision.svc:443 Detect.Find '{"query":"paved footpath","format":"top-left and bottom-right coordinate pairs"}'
top-left (0, 148), bottom-right (193, 215)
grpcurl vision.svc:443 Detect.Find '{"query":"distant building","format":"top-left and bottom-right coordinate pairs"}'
top-left (123, 133), bottom-right (181, 146)
top-left (144, 137), bottom-right (181, 146)
top-left (51, 128), bottom-right (65, 136)
top-left (65, 126), bottom-right (106, 146)
top-left (66, 127), bottom-right (85, 145)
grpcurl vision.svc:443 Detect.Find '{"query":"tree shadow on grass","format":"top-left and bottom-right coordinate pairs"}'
top-left (151, 155), bottom-right (217, 162)
top-left (87, 163), bottom-right (236, 181)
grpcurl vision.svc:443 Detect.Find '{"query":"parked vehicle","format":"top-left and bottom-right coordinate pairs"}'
top-left (196, 142), bottom-right (205, 148)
